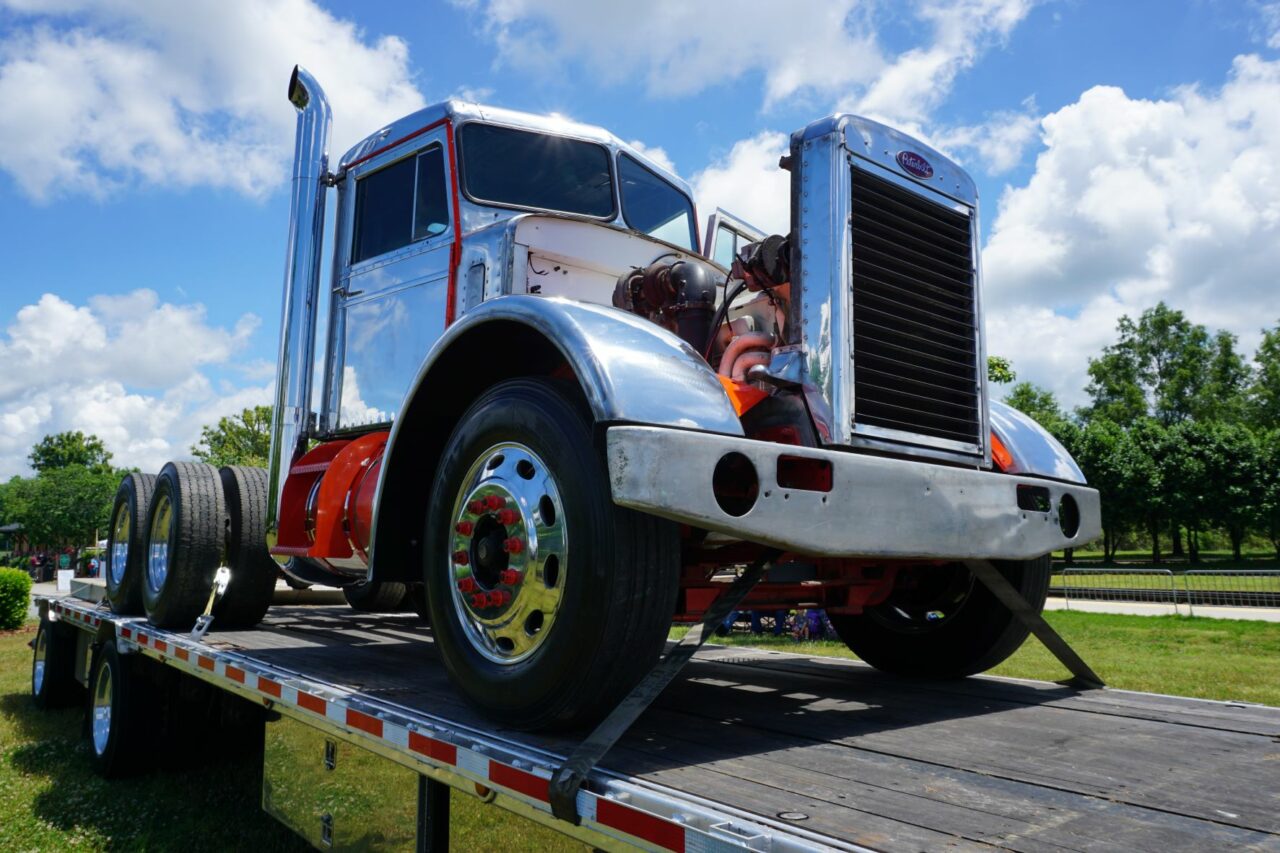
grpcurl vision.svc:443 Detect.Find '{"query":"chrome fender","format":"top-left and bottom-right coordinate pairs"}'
top-left (989, 399), bottom-right (1085, 484)
top-left (367, 295), bottom-right (742, 579)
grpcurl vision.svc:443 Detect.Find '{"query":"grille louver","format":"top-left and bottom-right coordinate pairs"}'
top-left (850, 167), bottom-right (981, 449)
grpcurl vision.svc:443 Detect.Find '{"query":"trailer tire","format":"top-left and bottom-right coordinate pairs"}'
top-left (87, 641), bottom-right (151, 777)
top-left (31, 618), bottom-right (80, 710)
top-left (105, 473), bottom-right (156, 615)
top-left (216, 465), bottom-right (278, 627)
top-left (142, 462), bottom-right (226, 630)
top-left (828, 556), bottom-right (1051, 677)
top-left (342, 579), bottom-right (406, 612)
top-left (424, 378), bottom-right (680, 730)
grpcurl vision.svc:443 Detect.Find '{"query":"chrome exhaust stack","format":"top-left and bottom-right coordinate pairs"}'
top-left (267, 65), bottom-right (332, 535)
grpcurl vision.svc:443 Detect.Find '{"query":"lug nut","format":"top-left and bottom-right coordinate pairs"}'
top-left (485, 495), bottom-right (504, 510)
top-left (488, 590), bottom-right (510, 607)
top-left (500, 569), bottom-right (521, 586)
top-left (458, 577), bottom-right (476, 593)
top-left (467, 499), bottom-right (485, 515)
top-left (502, 537), bottom-right (524, 555)
top-left (452, 550), bottom-right (470, 566)
top-left (455, 520), bottom-right (474, 536)
top-left (471, 593), bottom-right (488, 609)
top-left (497, 509), bottom-right (518, 526)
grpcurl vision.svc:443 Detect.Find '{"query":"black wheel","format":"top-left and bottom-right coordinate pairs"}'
top-left (105, 473), bottom-right (156, 615)
top-left (424, 378), bottom-right (680, 730)
top-left (142, 462), bottom-right (226, 630)
top-left (87, 641), bottom-right (151, 777)
top-left (828, 556), bottom-right (1051, 677)
top-left (31, 618), bottom-right (80, 710)
top-left (342, 579), bottom-right (406, 612)
top-left (404, 583), bottom-right (430, 623)
top-left (216, 466), bottom-right (277, 627)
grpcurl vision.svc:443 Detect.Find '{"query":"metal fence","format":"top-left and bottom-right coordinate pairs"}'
top-left (1053, 568), bottom-right (1280, 615)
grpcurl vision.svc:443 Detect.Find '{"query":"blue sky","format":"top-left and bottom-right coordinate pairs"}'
top-left (1, 0), bottom-right (1278, 476)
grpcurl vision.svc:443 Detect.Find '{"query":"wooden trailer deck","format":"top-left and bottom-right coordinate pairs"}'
top-left (201, 606), bottom-right (1280, 852)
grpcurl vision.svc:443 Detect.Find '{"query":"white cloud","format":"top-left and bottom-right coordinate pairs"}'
top-left (456, 0), bottom-right (886, 108)
top-left (690, 132), bottom-right (790, 236)
top-left (0, 0), bottom-right (426, 201)
top-left (627, 139), bottom-right (677, 175)
top-left (0, 291), bottom-right (271, 477)
top-left (933, 100), bottom-right (1041, 175)
top-left (983, 54), bottom-right (1280, 407)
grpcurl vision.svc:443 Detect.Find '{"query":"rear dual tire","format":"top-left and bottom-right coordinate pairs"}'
top-left (141, 462), bottom-right (276, 631)
top-left (105, 473), bottom-right (155, 615)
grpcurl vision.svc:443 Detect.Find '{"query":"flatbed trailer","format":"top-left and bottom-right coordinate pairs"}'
top-left (33, 592), bottom-right (1280, 852)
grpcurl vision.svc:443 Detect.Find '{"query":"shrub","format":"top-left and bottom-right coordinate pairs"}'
top-left (0, 567), bottom-right (32, 630)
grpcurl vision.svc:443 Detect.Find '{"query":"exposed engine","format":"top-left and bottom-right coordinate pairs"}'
top-left (612, 257), bottom-right (720, 355)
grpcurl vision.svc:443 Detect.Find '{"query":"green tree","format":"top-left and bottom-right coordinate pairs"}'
top-left (1003, 382), bottom-right (1072, 437)
top-left (29, 431), bottom-right (113, 473)
top-left (1191, 330), bottom-right (1251, 423)
top-left (1071, 419), bottom-right (1158, 561)
top-left (191, 405), bottom-right (273, 468)
top-left (1258, 430), bottom-right (1280, 558)
top-left (7, 466), bottom-right (118, 548)
top-left (1248, 323), bottom-right (1280, 429)
top-left (1082, 347), bottom-right (1147, 424)
top-left (986, 355), bottom-right (1016, 385)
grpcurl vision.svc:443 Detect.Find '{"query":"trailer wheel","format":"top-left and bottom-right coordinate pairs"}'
top-left (828, 556), bottom-right (1051, 677)
top-left (342, 579), bottom-right (406, 612)
top-left (424, 378), bottom-right (680, 730)
top-left (142, 462), bottom-right (226, 630)
top-left (31, 618), bottom-right (80, 710)
top-left (87, 641), bottom-right (150, 777)
top-left (216, 465), bottom-right (278, 627)
top-left (105, 473), bottom-right (156, 615)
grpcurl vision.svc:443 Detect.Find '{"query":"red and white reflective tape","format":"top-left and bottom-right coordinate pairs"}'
top-left (47, 598), bottom-right (838, 853)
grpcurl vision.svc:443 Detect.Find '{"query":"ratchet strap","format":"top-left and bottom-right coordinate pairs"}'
top-left (190, 566), bottom-right (232, 642)
top-left (549, 550), bottom-right (780, 824)
top-left (964, 559), bottom-right (1104, 689)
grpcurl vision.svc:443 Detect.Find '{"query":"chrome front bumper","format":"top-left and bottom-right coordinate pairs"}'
top-left (606, 426), bottom-right (1101, 561)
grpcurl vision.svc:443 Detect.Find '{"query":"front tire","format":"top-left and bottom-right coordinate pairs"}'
top-left (828, 556), bottom-right (1051, 677)
top-left (105, 473), bottom-right (156, 615)
top-left (142, 462), bottom-right (226, 630)
top-left (424, 379), bottom-right (680, 730)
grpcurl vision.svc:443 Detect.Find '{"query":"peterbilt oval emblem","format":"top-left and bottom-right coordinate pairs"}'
top-left (896, 150), bottom-right (933, 179)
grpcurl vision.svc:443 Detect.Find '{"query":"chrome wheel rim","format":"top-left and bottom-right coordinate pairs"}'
top-left (447, 442), bottom-right (567, 665)
top-left (92, 663), bottom-right (113, 755)
top-left (109, 503), bottom-right (130, 586)
top-left (147, 492), bottom-right (173, 593)
top-left (32, 627), bottom-right (47, 695)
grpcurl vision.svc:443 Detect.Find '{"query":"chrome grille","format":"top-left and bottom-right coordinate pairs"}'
top-left (850, 167), bottom-right (981, 449)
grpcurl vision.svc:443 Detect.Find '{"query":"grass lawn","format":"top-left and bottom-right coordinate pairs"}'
top-left (4, 610), bottom-right (1277, 850)
top-left (0, 621), bottom-right (585, 852)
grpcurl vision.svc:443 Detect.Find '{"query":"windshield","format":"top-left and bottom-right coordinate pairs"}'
top-left (618, 153), bottom-right (696, 250)
top-left (458, 123), bottom-right (614, 218)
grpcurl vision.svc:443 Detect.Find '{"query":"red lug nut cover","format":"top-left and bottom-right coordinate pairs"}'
top-left (485, 495), bottom-right (504, 510)
top-left (452, 550), bottom-right (470, 565)
top-left (458, 577), bottom-right (476, 593)
top-left (467, 499), bottom-right (485, 515)
top-left (455, 520), bottom-right (474, 535)
top-left (500, 569), bottom-right (521, 586)
top-left (502, 537), bottom-right (524, 555)
top-left (471, 593), bottom-right (488, 609)
top-left (497, 509), bottom-right (518, 525)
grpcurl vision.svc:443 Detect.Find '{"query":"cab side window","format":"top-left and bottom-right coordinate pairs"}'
top-left (351, 144), bottom-right (449, 264)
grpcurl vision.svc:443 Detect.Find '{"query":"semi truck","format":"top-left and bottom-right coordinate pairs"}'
top-left (94, 65), bottom-right (1099, 735)
top-left (31, 66), bottom-right (1280, 853)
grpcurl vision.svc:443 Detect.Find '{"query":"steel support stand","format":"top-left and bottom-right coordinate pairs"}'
top-left (417, 776), bottom-right (450, 852)
top-left (964, 559), bottom-right (1104, 690)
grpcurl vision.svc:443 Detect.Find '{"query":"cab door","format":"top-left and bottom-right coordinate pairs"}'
top-left (329, 129), bottom-right (454, 430)
top-left (702, 208), bottom-right (766, 269)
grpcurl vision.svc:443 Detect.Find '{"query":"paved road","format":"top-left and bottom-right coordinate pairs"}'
top-left (1044, 597), bottom-right (1280, 622)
